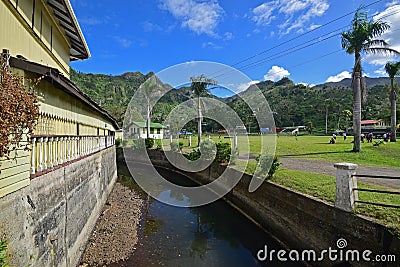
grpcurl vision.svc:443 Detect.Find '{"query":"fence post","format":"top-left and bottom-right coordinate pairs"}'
top-left (334, 162), bottom-right (358, 212)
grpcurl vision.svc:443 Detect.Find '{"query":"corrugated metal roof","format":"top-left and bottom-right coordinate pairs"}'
top-left (361, 120), bottom-right (381, 125)
top-left (132, 122), bottom-right (165, 128)
top-left (47, 0), bottom-right (90, 60)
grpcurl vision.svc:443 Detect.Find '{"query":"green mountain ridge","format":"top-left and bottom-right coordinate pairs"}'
top-left (70, 69), bottom-right (397, 132)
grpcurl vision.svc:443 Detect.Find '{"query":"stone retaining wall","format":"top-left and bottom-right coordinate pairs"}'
top-left (0, 147), bottom-right (117, 267)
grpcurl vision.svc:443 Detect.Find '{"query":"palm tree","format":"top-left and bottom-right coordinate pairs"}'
top-left (190, 75), bottom-right (217, 146)
top-left (142, 76), bottom-right (164, 139)
top-left (385, 61), bottom-right (400, 142)
top-left (341, 6), bottom-right (399, 152)
top-left (341, 109), bottom-right (352, 134)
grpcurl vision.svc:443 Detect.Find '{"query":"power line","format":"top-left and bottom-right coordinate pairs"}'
top-left (212, 5), bottom-right (400, 80)
top-left (213, 27), bottom-right (348, 79)
top-left (209, 0), bottom-right (386, 79)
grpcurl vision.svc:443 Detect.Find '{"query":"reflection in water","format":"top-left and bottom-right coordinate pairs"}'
top-left (113, 165), bottom-right (303, 267)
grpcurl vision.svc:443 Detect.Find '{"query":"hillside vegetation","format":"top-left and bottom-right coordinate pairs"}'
top-left (71, 70), bottom-right (396, 132)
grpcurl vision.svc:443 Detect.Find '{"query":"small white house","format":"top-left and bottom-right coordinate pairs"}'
top-left (129, 122), bottom-right (165, 139)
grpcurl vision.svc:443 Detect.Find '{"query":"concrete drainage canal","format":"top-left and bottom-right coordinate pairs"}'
top-left (82, 163), bottom-right (304, 267)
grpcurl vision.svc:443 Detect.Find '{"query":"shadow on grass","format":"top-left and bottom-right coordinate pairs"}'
top-left (279, 151), bottom-right (352, 157)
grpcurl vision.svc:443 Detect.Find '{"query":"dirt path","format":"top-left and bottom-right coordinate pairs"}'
top-left (79, 182), bottom-right (144, 266)
top-left (279, 157), bottom-right (400, 189)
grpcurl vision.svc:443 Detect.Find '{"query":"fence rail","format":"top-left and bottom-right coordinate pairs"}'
top-left (29, 135), bottom-right (115, 176)
top-left (334, 163), bottom-right (400, 211)
top-left (353, 174), bottom-right (400, 209)
top-left (353, 188), bottom-right (400, 195)
top-left (354, 174), bottom-right (400, 180)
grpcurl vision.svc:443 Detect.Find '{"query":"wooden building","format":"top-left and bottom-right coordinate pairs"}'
top-left (0, 0), bottom-right (119, 197)
top-left (128, 121), bottom-right (165, 139)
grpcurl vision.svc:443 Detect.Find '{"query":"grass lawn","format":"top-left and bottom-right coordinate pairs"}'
top-left (275, 135), bottom-right (400, 168)
top-left (161, 134), bottom-right (399, 167)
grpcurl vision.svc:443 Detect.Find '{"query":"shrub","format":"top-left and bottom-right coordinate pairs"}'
top-left (183, 141), bottom-right (232, 163)
top-left (0, 70), bottom-right (40, 158)
top-left (373, 140), bottom-right (385, 147)
top-left (122, 140), bottom-right (128, 147)
top-left (155, 139), bottom-right (162, 150)
top-left (256, 154), bottom-right (281, 179)
top-left (185, 149), bottom-right (201, 161)
top-left (0, 240), bottom-right (10, 267)
top-left (199, 139), bottom-right (216, 160)
top-left (170, 141), bottom-right (181, 152)
top-left (145, 138), bottom-right (154, 149)
top-left (115, 137), bottom-right (122, 148)
top-left (131, 139), bottom-right (145, 151)
top-left (215, 142), bottom-right (231, 163)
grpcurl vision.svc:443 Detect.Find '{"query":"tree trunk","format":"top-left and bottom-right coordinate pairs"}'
top-left (353, 72), bottom-right (362, 152)
top-left (146, 101), bottom-right (151, 139)
top-left (197, 96), bottom-right (202, 146)
top-left (390, 80), bottom-right (397, 142)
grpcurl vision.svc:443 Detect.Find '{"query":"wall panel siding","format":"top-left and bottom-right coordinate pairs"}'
top-left (0, 177), bottom-right (30, 198)
top-left (0, 136), bottom-right (31, 197)
top-left (37, 81), bottom-right (117, 134)
top-left (0, 1), bottom-right (70, 76)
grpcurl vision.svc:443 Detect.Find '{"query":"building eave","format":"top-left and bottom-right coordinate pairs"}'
top-left (46, 0), bottom-right (90, 60)
top-left (10, 57), bottom-right (119, 130)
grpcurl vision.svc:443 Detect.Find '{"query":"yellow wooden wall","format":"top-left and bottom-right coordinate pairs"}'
top-left (0, 134), bottom-right (30, 198)
top-left (0, 0), bottom-right (71, 77)
top-left (0, 72), bottom-right (117, 198)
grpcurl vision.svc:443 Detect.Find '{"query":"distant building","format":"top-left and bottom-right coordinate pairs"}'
top-left (128, 122), bottom-right (165, 139)
top-left (361, 119), bottom-right (388, 129)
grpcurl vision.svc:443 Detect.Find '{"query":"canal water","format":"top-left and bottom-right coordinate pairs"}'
top-left (114, 164), bottom-right (303, 267)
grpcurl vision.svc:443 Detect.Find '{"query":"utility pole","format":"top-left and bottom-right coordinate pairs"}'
top-left (326, 104), bottom-right (328, 135)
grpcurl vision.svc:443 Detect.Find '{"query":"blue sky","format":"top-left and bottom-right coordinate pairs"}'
top-left (70, 0), bottom-right (400, 93)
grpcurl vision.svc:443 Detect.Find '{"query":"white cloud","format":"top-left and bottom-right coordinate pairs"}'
top-left (374, 67), bottom-right (387, 77)
top-left (236, 81), bottom-right (260, 92)
top-left (263, 66), bottom-right (290, 81)
top-left (159, 0), bottom-right (224, 36)
top-left (114, 36), bottom-right (132, 48)
top-left (365, 5), bottom-right (400, 65)
top-left (251, 0), bottom-right (329, 35)
top-left (202, 42), bottom-right (222, 49)
top-left (223, 32), bottom-right (233, 41)
top-left (308, 24), bottom-right (321, 30)
top-left (386, 1), bottom-right (399, 7)
top-left (325, 71), bottom-right (351, 83)
top-left (79, 17), bottom-right (104, 26)
top-left (298, 82), bottom-right (315, 87)
top-left (142, 21), bottom-right (163, 32)
top-left (252, 2), bottom-right (277, 26)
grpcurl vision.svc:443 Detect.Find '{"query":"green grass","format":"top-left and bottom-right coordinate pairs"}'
top-left (171, 134), bottom-right (400, 168)
top-left (275, 135), bottom-right (400, 168)
top-left (127, 134), bottom-right (400, 168)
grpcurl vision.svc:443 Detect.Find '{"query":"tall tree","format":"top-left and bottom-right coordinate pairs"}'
top-left (141, 76), bottom-right (164, 139)
top-left (385, 61), bottom-right (400, 142)
top-left (341, 109), bottom-right (352, 134)
top-left (190, 75), bottom-right (216, 146)
top-left (341, 6), bottom-right (399, 152)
